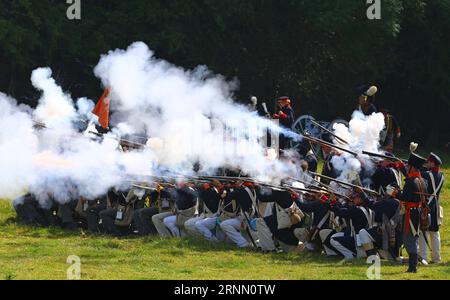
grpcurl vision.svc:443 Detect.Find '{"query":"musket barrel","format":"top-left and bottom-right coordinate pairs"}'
top-left (310, 120), bottom-right (349, 145)
top-left (310, 172), bottom-right (380, 196)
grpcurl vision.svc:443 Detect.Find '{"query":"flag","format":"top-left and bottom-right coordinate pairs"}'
top-left (92, 87), bottom-right (110, 129)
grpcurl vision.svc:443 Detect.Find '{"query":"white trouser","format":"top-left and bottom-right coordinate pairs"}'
top-left (293, 228), bottom-right (309, 242)
top-left (220, 217), bottom-right (248, 248)
top-left (418, 231), bottom-right (441, 263)
top-left (358, 229), bottom-right (375, 246)
top-left (256, 218), bottom-right (276, 251)
top-left (152, 212), bottom-right (173, 237)
top-left (319, 229), bottom-right (338, 256)
top-left (196, 216), bottom-right (224, 242)
top-left (163, 215), bottom-right (186, 237)
top-left (330, 232), bottom-right (354, 259)
top-left (294, 228), bottom-right (315, 251)
top-left (184, 216), bottom-right (205, 237)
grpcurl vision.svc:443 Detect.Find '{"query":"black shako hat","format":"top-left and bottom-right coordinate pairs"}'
top-left (408, 152), bottom-right (427, 169)
top-left (356, 85), bottom-right (378, 97)
top-left (428, 152), bottom-right (443, 166)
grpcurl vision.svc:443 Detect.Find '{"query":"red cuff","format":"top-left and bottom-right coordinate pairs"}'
top-left (280, 112), bottom-right (287, 119)
top-left (396, 128), bottom-right (401, 134)
top-left (320, 195), bottom-right (329, 202)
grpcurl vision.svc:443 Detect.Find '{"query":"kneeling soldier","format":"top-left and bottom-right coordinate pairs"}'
top-left (163, 183), bottom-right (198, 237)
top-left (256, 186), bottom-right (304, 253)
top-left (184, 181), bottom-right (221, 237)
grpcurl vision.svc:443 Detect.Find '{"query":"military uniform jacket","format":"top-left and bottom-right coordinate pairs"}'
top-left (297, 200), bottom-right (331, 230)
top-left (371, 166), bottom-right (402, 194)
top-left (367, 197), bottom-right (400, 225)
top-left (258, 188), bottom-right (302, 246)
top-left (422, 170), bottom-right (445, 231)
top-left (279, 106), bottom-right (295, 129)
top-left (395, 175), bottom-right (427, 235)
top-left (198, 187), bottom-right (220, 216)
top-left (219, 186), bottom-right (242, 219)
top-left (331, 203), bottom-right (372, 237)
top-left (175, 187), bottom-right (198, 211)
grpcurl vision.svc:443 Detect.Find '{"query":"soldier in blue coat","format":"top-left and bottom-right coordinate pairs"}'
top-left (329, 192), bottom-right (373, 260)
top-left (358, 195), bottom-right (401, 260)
top-left (418, 153), bottom-right (445, 264)
top-left (389, 152), bottom-right (428, 273)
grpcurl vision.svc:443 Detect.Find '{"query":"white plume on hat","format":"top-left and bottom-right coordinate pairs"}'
top-left (409, 142), bottom-right (418, 153)
top-left (365, 86), bottom-right (378, 97)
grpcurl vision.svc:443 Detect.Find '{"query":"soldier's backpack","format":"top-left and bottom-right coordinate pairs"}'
top-left (275, 202), bottom-right (304, 230)
top-left (114, 191), bottom-right (137, 227)
top-left (176, 206), bottom-right (197, 227)
top-left (75, 198), bottom-right (89, 218)
top-left (415, 178), bottom-right (430, 231)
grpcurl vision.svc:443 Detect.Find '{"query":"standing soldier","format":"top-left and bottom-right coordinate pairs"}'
top-left (418, 153), bottom-right (445, 265)
top-left (388, 152), bottom-right (428, 273)
top-left (356, 85), bottom-right (378, 116)
top-left (273, 96), bottom-right (295, 152)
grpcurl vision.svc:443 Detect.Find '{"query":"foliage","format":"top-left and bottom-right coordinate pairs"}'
top-left (0, 0), bottom-right (449, 144)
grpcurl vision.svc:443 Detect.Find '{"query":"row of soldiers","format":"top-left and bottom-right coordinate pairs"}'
top-left (13, 147), bottom-right (444, 273)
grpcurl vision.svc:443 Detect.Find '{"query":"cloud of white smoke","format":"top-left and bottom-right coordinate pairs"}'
top-left (0, 42), bottom-right (303, 206)
top-left (331, 110), bottom-right (386, 186)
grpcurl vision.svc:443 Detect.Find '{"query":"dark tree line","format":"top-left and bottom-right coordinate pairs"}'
top-left (1, 0), bottom-right (449, 146)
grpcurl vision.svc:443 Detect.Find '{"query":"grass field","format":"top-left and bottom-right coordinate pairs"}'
top-left (1, 150), bottom-right (449, 280)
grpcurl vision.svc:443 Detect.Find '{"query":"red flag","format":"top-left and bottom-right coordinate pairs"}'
top-left (92, 87), bottom-right (110, 129)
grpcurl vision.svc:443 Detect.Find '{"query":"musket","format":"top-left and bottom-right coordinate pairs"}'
top-left (287, 176), bottom-right (336, 194)
top-left (87, 131), bottom-right (147, 148)
top-left (310, 172), bottom-right (380, 196)
top-left (131, 183), bottom-right (157, 190)
top-left (33, 120), bottom-right (47, 129)
top-left (362, 150), bottom-right (408, 163)
top-left (310, 120), bottom-right (349, 145)
top-left (241, 209), bottom-right (257, 248)
top-left (302, 134), bottom-right (358, 157)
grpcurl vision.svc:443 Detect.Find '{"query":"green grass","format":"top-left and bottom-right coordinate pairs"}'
top-left (1, 150), bottom-right (449, 280)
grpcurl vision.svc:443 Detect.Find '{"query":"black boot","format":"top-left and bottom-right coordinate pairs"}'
top-left (407, 254), bottom-right (418, 273)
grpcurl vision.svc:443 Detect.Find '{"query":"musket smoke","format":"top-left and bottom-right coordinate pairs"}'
top-left (331, 110), bottom-right (386, 186)
top-left (0, 42), bottom-right (302, 205)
